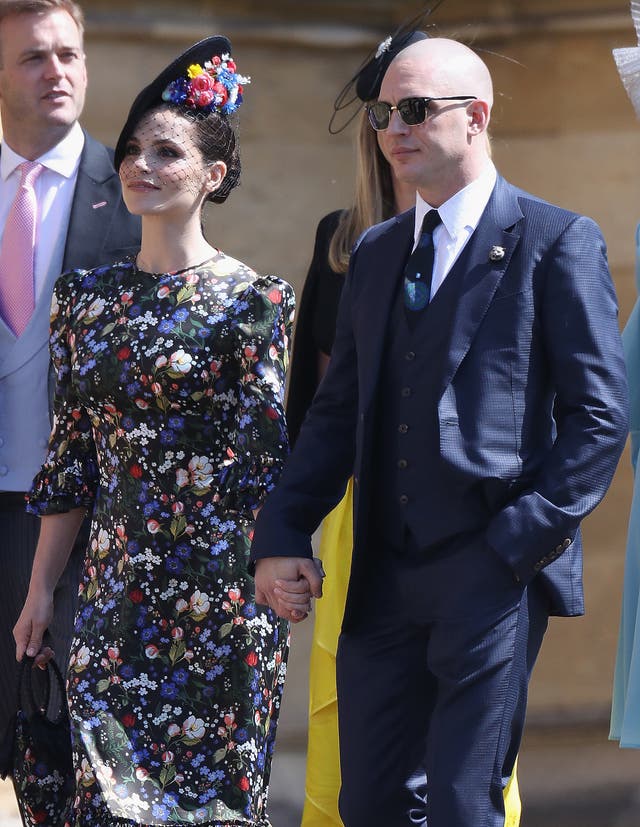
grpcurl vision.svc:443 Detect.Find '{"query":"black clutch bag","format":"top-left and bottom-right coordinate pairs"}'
top-left (11, 656), bottom-right (75, 827)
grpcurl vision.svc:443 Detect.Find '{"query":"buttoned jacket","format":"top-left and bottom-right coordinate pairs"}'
top-left (251, 175), bottom-right (629, 621)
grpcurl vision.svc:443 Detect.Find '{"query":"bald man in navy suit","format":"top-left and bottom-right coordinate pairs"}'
top-left (251, 37), bottom-right (629, 827)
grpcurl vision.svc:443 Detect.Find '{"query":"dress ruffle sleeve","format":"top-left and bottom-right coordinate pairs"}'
top-left (26, 272), bottom-right (99, 515)
top-left (218, 275), bottom-right (295, 512)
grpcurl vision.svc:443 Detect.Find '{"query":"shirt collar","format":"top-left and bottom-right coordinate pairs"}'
top-left (1, 122), bottom-right (85, 181)
top-left (414, 162), bottom-right (498, 244)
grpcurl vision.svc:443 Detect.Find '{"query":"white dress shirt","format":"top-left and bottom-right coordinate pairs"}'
top-left (413, 162), bottom-right (498, 301)
top-left (0, 122), bottom-right (85, 300)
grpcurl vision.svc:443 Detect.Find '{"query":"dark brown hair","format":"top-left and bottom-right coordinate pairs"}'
top-left (187, 109), bottom-right (241, 205)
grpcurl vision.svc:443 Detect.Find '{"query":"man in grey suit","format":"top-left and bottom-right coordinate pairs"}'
top-left (0, 0), bottom-right (140, 810)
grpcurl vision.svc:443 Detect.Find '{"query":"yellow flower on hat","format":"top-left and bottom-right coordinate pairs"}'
top-left (187, 63), bottom-right (204, 79)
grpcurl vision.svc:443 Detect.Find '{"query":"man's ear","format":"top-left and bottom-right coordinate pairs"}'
top-left (467, 99), bottom-right (490, 134)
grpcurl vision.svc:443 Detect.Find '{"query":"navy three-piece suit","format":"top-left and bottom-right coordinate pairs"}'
top-left (251, 175), bottom-right (629, 826)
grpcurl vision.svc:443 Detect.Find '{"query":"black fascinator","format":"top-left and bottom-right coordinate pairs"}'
top-left (115, 36), bottom-right (235, 170)
top-left (114, 36), bottom-right (250, 204)
top-left (329, 1), bottom-right (445, 133)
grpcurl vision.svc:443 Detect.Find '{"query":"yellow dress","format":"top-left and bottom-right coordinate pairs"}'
top-left (300, 479), bottom-right (521, 827)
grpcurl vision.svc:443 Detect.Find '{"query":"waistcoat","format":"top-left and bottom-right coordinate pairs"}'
top-left (370, 240), bottom-right (489, 550)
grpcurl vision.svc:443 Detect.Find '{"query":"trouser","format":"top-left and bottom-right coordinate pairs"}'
top-left (336, 531), bottom-right (549, 827)
top-left (0, 498), bottom-right (86, 817)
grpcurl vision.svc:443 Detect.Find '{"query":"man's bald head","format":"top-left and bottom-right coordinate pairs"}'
top-left (384, 38), bottom-right (493, 109)
top-left (376, 37), bottom-right (494, 206)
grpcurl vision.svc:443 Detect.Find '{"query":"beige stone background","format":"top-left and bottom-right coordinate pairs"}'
top-left (3, 1), bottom-right (640, 822)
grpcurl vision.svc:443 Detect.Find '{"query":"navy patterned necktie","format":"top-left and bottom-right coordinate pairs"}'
top-left (404, 209), bottom-right (442, 313)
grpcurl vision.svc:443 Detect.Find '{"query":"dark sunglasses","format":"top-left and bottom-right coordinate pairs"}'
top-left (366, 95), bottom-right (478, 131)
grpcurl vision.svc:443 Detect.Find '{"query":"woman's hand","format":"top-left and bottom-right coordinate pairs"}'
top-left (13, 587), bottom-right (55, 667)
top-left (254, 556), bottom-right (324, 622)
top-left (12, 508), bottom-right (86, 666)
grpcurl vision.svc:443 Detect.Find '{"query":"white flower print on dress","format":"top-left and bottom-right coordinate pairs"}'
top-left (27, 254), bottom-right (294, 825)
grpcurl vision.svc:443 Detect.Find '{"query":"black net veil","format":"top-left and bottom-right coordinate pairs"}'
top-left (114, 38), bottom-right (249, 208)
top-left (118, 105), bottom-right (242, 208)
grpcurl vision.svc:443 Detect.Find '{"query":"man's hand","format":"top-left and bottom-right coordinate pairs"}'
top-left (254, 556), bottom-right (323, 622)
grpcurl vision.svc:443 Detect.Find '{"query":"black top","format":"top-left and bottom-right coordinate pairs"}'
top-left (286, 209), bottom-right (345, 443)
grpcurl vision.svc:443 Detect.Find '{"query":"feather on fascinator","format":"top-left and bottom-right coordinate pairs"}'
top-left (613, 1), bottom-right (640, 118)
top-left (328, 1), bottom-right (445, 133)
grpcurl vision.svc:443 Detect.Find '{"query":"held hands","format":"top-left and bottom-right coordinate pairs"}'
top-left (13, 587), bottom-right (55, 668)
top-left (254, 556), bottom-right (325, 622)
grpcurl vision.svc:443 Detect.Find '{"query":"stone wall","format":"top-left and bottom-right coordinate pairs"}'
top-left (75, 1), bottom-right (640, 723)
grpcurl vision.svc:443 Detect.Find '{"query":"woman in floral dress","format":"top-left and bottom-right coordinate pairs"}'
top-left (13, 36), bottom-right (305, 826)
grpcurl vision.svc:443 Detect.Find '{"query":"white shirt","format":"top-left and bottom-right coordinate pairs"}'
top-left (413, 162), bottom-right (498, 301)
top-left (0, 122), bottom-right (85, 300)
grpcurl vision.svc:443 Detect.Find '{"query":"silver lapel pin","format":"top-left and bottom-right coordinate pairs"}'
top-left (489, 245), bottom-right (505, 262)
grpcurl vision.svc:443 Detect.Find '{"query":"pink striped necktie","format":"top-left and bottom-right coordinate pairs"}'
top-left (0, 161), bottom-right (44, 336)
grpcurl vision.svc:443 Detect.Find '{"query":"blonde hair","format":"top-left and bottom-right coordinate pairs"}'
top-left (328, 109), bottom-right (396, 274)
top-left (0, 0), bottom-right (84, 30)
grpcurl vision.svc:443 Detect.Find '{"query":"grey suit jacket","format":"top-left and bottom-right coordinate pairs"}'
top-left (0, 131), bottom-right (141, 490)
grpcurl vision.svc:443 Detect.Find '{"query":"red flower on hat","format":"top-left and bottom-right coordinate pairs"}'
top-left (197, 90), bottom-right (214, 107)
top-left (191, 73), bottom-right (214, 93)
top-left (213, 82), bottom-right (228, 105)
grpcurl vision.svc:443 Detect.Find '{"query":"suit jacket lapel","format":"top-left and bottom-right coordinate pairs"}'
top-left (63, 132), bottom-right (120, 271)
top-left (357, 212), bottom-right (414, 412)
top-left (0, 134), bottom-right (131, 378)
top-left (441, 176), bottom-right (523, 389)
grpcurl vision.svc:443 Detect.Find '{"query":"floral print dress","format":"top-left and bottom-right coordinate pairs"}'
top-left (27, 252), bottom-right (295, 827)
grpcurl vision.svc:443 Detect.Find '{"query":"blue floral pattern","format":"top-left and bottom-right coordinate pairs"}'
top-left (27, 253), bottom-right (295, 826)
